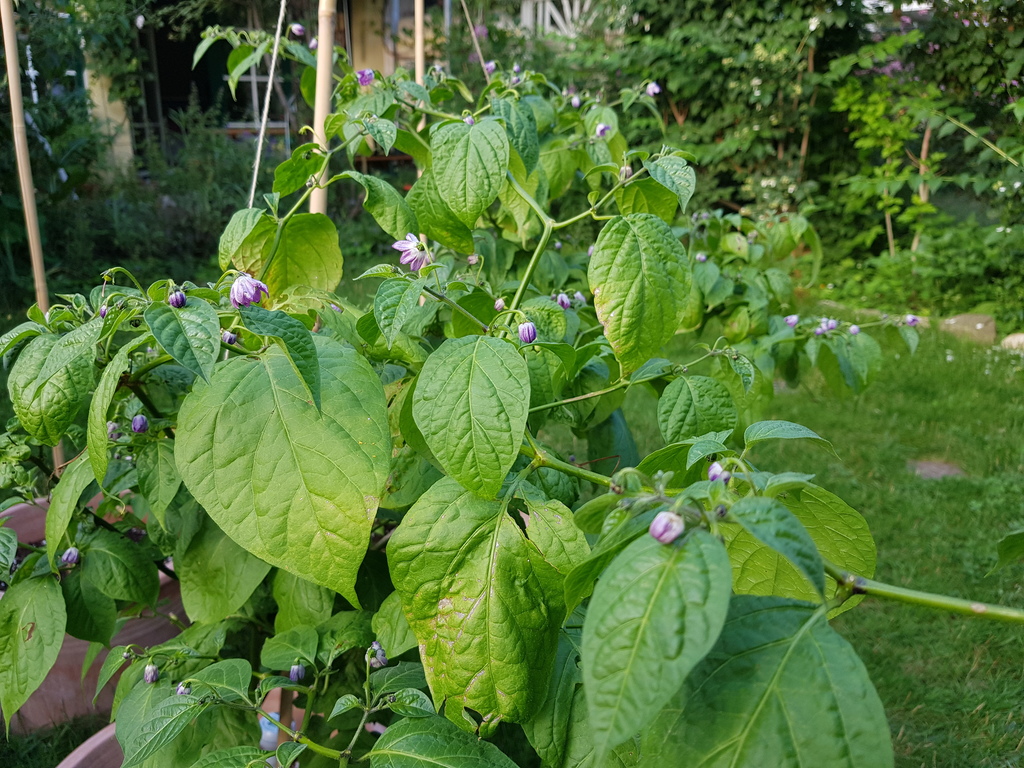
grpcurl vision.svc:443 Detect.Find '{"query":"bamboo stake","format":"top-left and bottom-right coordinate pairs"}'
top-left (309, 0), bottom-right (337, 214)
top-left (2, 0), bottom-right (49, 313)
top-left (415, 0), bottom-right (425, 85)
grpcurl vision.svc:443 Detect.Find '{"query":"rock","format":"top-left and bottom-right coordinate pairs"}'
top-left (939, 313), bottom-right (996, 345)
top-left (1001, 333), bottom-right (1024, 350)
top-left (908, 460), bottom-right (965, 479)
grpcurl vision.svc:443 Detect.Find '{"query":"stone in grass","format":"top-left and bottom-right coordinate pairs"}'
top-left (1001, 333), bottom-right (1024, 350)
top-left (940, 314), bottom-right (996, 345)
top-left (908, 459), bottom-right (965, 480)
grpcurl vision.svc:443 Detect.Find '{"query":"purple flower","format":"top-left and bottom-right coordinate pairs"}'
top-left (357, 69), bottom-right (375, 86)
top-left (309, 37), bottom-right (318, 50)
top-left (144, 664), bottom-right (160, 684)
top-left (646, 82), bottom-right (661, 97)
top-left (131, 414), bottom-right (149, 434)
top-left (700, 212), bottom-right (710, 221)
top-left (814, 327), bottom-right (826, 336)
top-left (784, 314), bottom-right (799, 327)
top-left (905, 314), bottom-right (920, 327)
top-left (554, 241), bottom-right (562, 250)
top-left (571, 95), bottom-right (581, 108)
top-left (473, 23), bottom-right (488, 38)
top-left (518, 322), bottom-right (537, 344)
top-left (61, 547), bottom-right (80, 566)
top-left (510, 76), bottom-right (521, 86)
top-left (595, 123), bottom-right (611, 139)
top-left (849, 324), bottom-right (860, 335)
top-left (556, 293), bottom-right (571, 310)
top-left (222, 330), bottom-right (238, 345)
top-left (176, 683), bottom-right (191, 695)
top-left (464, 115), bottom-right (475, 125)
top-left (107, 421), bottom-right (122, 440)
top-left (649, 511), bottom-right (684, 544)
top-left (467, 253), bottom-right (479, 265)
top-left (494, 297), bottom-right (506, 312)
top-left (827, 318), bottom-right (839, 331)
top-left (230, 273), bottom-right (270, 308)
top-left (289, 23), bottom-right (305, 36)
top-left (99, 305), bottom-right (108, 319)
top-left (512, 64), bottom-right (521, 74)
top-left (484, 60), bottom-right (496, 75)
top-left (367, 641), bottom-right (388, 669)
top-left (168, 290), bottom-right (187, 308)
top-left (289, 663), bottom-right (306, 682)
top-left (393, 233), bottom-right (431, 272)
top-left (708, 461), bottom-right (731, 483)
top-left (574, 291), bottom-right (587, 305)
top-left (695, 252), bottom-right (707, 263)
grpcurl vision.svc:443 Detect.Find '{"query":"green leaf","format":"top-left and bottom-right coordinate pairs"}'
top-left (316, 610), bottom-right (375, 665)
top-left (743, 420), bottom-right (835, 455)
top-left (273, 570), bottom-right (335, 633)
top-left (177, 515), bottom-right (272, 624)
top-left (62, 564), bottom-right (117, 644)
top-left (431, 119), bottom-right (510, 228)
top-left (523, 629), bottom-right (581, 768)
top-left (329, 694), bottom-right (361, 720)
top-left (368, 715), bottom-right (519, 768)
top-left (387, 478), bottom-right (564, 724)
top-left (145, 300), bottom-right (221, 383)
top-left (94, 645), bottom-right (129, 704)
top-left (120, 694), bottom-right (210, 768)
top-left (45, 451), bottom-right (95, 569)
top-left (190, 746), bottom-right (269, 768)
top-left (263, 213), bottom-right (344, 297)
top-left (364, 115), bottom-right (397, 154)
top-left (372, 591), bottom-right (418, 658)
top-left (614, 179), bottom-right (678, 223)
top-left (642, 597), bottom-right (894, 768)
top-left (728, 496), bottom-right (825, 596)
top-left (274, 144), bottom-right (324, 197)
top-left (0, 577), bottom-right (67, 733)
top-left (0, 528), bottom-right (16, 576)
top-left (219, 209), bottom-right (266, 271)
top-left (389, 687), bottom-right (436, 717)
top-left (261, 625), bottom-right (319, 669)
top-left (492, 96), bottom-right (540, 174)
top-left (523, 497), bottom-right (590, 576)
top-left (898, 325), bottom-right (919, 354)
top-left (588, 214), bottom-right (691, 373)
top-left (8, 333), bottom-right (96, 445)
top-left (412, 336), bottom-right (529, 499)
top-left (582, 531), bottom-right (732, 763)
top-left (88, 336), bottom-right (152, 484)
top-left (239, 305), bottom-right (321, 410)
top-left (340, 171), bottom-right (419, 240)
top-left (371, 661), bottom-right (428, 695)
top-left (137, 441), bottom-right (182, 524)
top-left (407, 171), bottom-right (475, 254)
top-left (0, 321), bottom-right (44, 358)
top-left (657, 375), bottom-right (737, 444)
top-left (375, 279), bottom-right (425, 348)
top-left (176, 338), bottom-right (390, 606)
top-left (642, 156), bottom-right (696, 212)
top-left (991, 529), bottom-right (1024, 574)
top-left (80, 528), bottom-right (159, 604)
top-left (190, 659), bottom-right (253, 703)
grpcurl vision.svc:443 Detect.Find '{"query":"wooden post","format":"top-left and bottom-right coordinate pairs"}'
top-left (415, 0), bottom-right (425, 85)
top-left (309, 0), bottom-right (337, 215)
top-left (2, 0), bottom-right (49, 313)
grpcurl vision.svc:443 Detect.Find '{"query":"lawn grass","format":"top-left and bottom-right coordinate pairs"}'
top-left (0, 715), bottom-right (106, 768)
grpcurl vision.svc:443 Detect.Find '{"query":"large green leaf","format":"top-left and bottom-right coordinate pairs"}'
top-left (239, 305), bottom-right (321, 410)
top-left (523, 629), bottom-right (582, 768)
top-left (88, 335), bottom-right (152, 484)
top-left (743, 420), bottom-right (834, 455)
top-left (144, 300), bottom-right (221, 383)
top-left (177, 515), bottom-right (272, 624)
top-left (189, 659), bottom-right (253, 703)
top-left (137, 441), bottom-right (182, 524)
top-left (219, 208), bottom-right (268, 271)
top-left (406, 171), bottom-right (475, 254)
top-left (657, 375), bottom-right (737, 444)
top-left (61, 567), bottom-right (117, 644)
top-left (387, 478), bottom-right (564, 724)
top-left (8, 333), bottom-right (96, 445)
top-left (175, 337), bottom-right (390, 606)
top-left (492, 96), bottom-right (540, 174)
top-left (261, 625), bottom-right (319, 669)
top-left (45, 451), bottom-right (95, 568)
top-left (431, 119), bottom-right (510, 227)
top-left (120, 693), bottom-right (210, 768)
top-left (642, 156), bottom-right (696, 212)
top-left (0, 577), bottom-right (67, 733)
top-left (614, 179), bottom-right (679, 223)
top-left (368, 715), bottom-right (519, 768)
top-left (263, 213), bottom-right (344, 296)
top-left (523, 496), bottom-right (590, 576)
top-left (371, 591), bottom-right (418, 658)
top-left (582, 531), bottom-right (732, 762)
top-left (412, 336), bottom-right (529, 499)
top-left (725, 484), bottom-right (876, 617)
top-left (340, 171), bottom-right (419, 240)
top-left (642, 596), bottom-right (893, 768)
top-left (375, 279), bottom-right (426, 348)
top-left (588, 214), bottom-right (691, 373)
top-left (80, 528), bottom-right (160, 605)
top-left (273, 570), bottom-right (335, 633)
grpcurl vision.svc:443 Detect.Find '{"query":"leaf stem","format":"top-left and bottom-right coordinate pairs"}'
top-left (421, 285), bottom-right (489, 332)
top-left (823, 560), bottom-right (1024, 624)
top-left (519, 441), bottom-right (612, 487)
top-left (258, 184), bottom-right (317, 283)
top-left (552, 168), bottom-right (649, 230)
top-left (509, 220), bottom-right (554, 312)
top-left (130, 354), bottom-right (174, 381)
top-left (528, 380), bottom-right (629, 414)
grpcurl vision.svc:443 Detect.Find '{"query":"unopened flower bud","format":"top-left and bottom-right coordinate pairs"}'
top-left (484, 60), bottom-right (496, 75)
top-left (290, 22), bottom-right (305, 36)
top-left (649, 511), bottom-right (684, 544)
top-left (905, 314), bottom-right (920, 326)
top-left (849, 324), bottom-right (860, 335)
top-left (518, 322), bottom-right (537, 344)
top-left (619, 165), bottom-right (633, 181)
top-left (107, 421), bottom-right (122, 440)
top-left (357, 69), bottom-right (375, 86)
top-left (61, 547), bottom-right (80, 566)
top-left (467, 253), bottom-right (479, 265)
top-left (573, 291), bottom-right (587, 305)
top-left (176, 683), bottom-right (191, 695)
top-left (646, 81), bottom-right (661, 97)
top-left (289, 663), bottom-right (306, 682)
top-left (784, 314), bottom-right (799, 327)
top-left (131, 414), bottom-right (149, 433)
top-left (99, 305), bottom-right (108, 319)
top-left (708, 461), bottom-right (731, 483)
top-left (595, 123), bottom-right (611, 139)
top-left (571, 95), bottom-right (581, 108)
top-left (695, 252), bottom-right (707, 263)
top-left (168, 291), bottom-right (186, 308)
top-left (144, 664), bottom-right (160, 684)
top-left (222, 330), bottom-right (238, 345)
top-left (309, 37), bottom-right (318, 50)
top-left (463, 115), bottom-right (475, 125)
top-left (554, 241), bottom-right (562, 250)
top-left (494, 297), bottom-right (506, 312)
top-left (367, 640), bottom-right (388, 669)
top-left (556, 293), bottom-right (571, 310)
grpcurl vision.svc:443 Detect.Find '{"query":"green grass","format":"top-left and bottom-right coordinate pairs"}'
top-left (611, 328), bottom-right (1024, 767)
top-left (0, 715), bottom-right (106, 768)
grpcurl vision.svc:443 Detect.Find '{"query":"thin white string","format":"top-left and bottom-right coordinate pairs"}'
top-left (248, 0), bottom-right (289, 209)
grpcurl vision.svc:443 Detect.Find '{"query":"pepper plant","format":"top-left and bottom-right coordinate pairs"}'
top-left (3, 61), bottom-right (1022, 768)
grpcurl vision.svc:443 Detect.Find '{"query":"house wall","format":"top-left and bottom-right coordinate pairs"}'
top-left (84, 69), bottom-right (134, 173)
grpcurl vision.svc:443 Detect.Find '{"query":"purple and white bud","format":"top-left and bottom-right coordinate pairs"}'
top-left (463, 115), bottom-right (475, 125)
top-left (595, 123), bottom-right (612, 139)
top-left (826, 318), bottom-right (839, 331)
top-left (494, 297), bottom-right (506, 312)
top-left (467, 253), bottom-right (479, 265)
top-left (222, 330), bottom-right (238, 345)
top-left (289, 663), bottom-right (306, 682)
top-left (554, 241), bottom-right (562, 250)
top-left (61, 547), bottom-right (80, 566)
top-left (168, 290), bottom-right (187, 308)
top-left (649, 511), bottom-right (684, 544)
top-left (587, 245), bottom-right (594, 257)
top-left (230, 273), bottom-right (270, 308)
top-left (484, 60), bottom-right (496, 75)
top-left (695, 252), bottom-right (707, 263)
top-left (619, 165), bottom-right (633, 181)
top-left (573, 291), bottom-right (587, 305)
top-left (131, 414), bottom-right (149, 434)
top-left (473, 23), bottom-right (488, 38)
top-left (512, 64), bottom-right (521, 74)
top-left (367, 640), bottom-right (388, 669)
top-left (556, 293), bottom-right (571, 310)
top-left (309, 37), bottom-right (318, 50)
top-left (905, 314), bottom-right (920, 327)
top-left (570, 95), bottom-right (581, 108)
top-left (356, 69), bottom-right (375, 86)
top-left (99, 305), bottom-right (108, 319)
top-left (289, 22), bottom-right (305, 36)
top-left (784, 314), bottom-right (799, 327)
top-left (707, 461), bottom-right (731, 483)
top-left (107, 421), bottom-right (122, 440)
top-left (144, 664), bottom-right (160, 684)
top-left (510, 75), bottom-right (521, 86)
top-left (518, 322), bottom-right (537, 345)
top-left (849, 324), bottom-right (860, 335)
top-left (814, 326), bottom-right (826, 336)
top-left (176, 683), bottom-right (191, 695)
top-left (646, 81), bottom-right (662, 97)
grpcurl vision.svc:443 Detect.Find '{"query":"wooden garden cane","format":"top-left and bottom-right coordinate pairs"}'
top-left (309, 0), bottom-right (336, 214)
top-left (2, 0), bottom-right (64, 474)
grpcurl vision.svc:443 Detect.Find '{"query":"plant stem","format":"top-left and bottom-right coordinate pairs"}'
top-left (519, 441), bottom-right (612, 487)
top-left (528, 380), bottom-right (629, 414)
top-left (131, 354), bottom-right (173, 381)
top-left (395, 97), bottom-right (461, 122)
top-left (259, 711), bottom-right (343, 759)
top-left (422, 285), bottom-right (489, 332)
top-left (553, 170), bottom-right (647, 230)
top-left (259, 185), bottom-right (317, 282)
top-left (823, 561), bottom-right (1024, 624)
top-left (505, 171), bottom-right (554, 226)
top-left (509, 221), bottom-right (554, 312)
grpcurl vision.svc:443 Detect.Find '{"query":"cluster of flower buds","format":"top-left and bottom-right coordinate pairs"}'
top-left (367, 641), bottom-right (388, 669)
top-left (814, 317), bottom-right (839, 336)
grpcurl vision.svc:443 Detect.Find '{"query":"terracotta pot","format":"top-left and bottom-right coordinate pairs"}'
top-left (1, 498), bottom-right (184, 734)
top-left (56, 722), bottom-right (122, 768)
